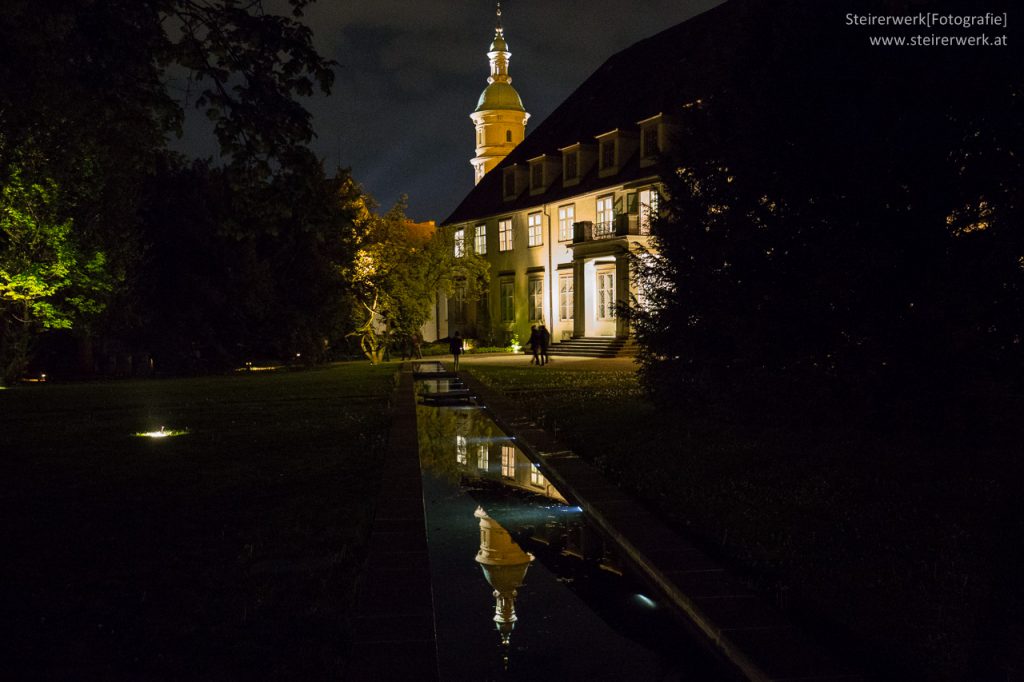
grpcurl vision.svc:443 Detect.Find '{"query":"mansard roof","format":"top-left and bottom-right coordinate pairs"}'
top-left (443, 0), bottom-right (756, 225)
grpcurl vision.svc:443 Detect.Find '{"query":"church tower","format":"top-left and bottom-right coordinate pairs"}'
top-left (470, 2), bottom-right (529, 185)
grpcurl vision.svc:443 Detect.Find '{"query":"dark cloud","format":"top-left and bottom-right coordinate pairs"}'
top-left (180, 1), bottom-right (725, 221)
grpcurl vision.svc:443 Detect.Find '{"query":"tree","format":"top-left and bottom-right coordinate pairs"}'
top-left (0, 0), bottom-right (337, 374)
top-left (346, 197), bottom-right (488, 363)
top-left (0, 166), bottom-right (110, 383)
top-left (631, 0), bottom-right (1024, 428)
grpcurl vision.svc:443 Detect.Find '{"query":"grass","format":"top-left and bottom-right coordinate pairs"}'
top-left (0, 362), bottom-right (397, 679)
top-left (465, 363), bottom-right (1023, 681)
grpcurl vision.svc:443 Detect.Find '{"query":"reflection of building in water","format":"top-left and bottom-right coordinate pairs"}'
top-left (474, 505), bottom-right (534, 647)
top-left (456, 408), bottom-right (567, 502)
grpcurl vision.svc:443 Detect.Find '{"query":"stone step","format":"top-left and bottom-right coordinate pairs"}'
top-left (547, 336), bottom-right (634, 358)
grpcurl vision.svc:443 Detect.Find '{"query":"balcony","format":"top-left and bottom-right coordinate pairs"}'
top-left (572, 215), bottom-right (649, 243)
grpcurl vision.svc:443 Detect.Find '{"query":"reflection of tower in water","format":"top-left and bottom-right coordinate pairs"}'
top-left (474, 505), bottom-right (534, 653)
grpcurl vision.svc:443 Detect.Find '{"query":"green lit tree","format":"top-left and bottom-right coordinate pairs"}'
top-left (0, 168), bottom-right (111, 383)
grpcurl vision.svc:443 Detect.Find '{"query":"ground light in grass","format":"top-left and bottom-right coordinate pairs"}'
top-left (237, 361), bottom-right (282, 372)
top-left (135, 426), bottom-right (189, 439)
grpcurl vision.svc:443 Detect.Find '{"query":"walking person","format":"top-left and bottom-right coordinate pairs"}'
top-left (412, 331), bottom-right (423, 359)
top-left (449, 331), bottom-right (464, 371)
top-left (528, 325), bottom-right (540, 365)
top-left (539, 323), bottom-right (551, 365)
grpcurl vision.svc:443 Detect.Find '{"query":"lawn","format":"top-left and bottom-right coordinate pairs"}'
top-left (464, 362), bottom-right (1023, 681)
top-left (0, 362), bottom-right (397, 679)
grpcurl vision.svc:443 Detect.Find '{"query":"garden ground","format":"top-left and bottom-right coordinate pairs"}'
top-left (457, 353), bottom-right (1023, 681)
top-left (2, 354), bottom-right (1020, 680)
top-left (0, 363), bottom-right (396, 679)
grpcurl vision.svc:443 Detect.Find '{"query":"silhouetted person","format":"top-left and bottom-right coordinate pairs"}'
top-left (449, 331), bottom-right (464, 371)
top-left (528, 325), bottom-right (540, 365)
top-left (539, 324), bottom-right (551, 365)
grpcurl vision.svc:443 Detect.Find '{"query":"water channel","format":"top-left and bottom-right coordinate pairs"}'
top-left (413, 362), bottom-right (734, 681)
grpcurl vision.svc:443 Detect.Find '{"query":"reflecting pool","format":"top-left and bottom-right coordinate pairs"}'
top-left (414, 371), bottom-right (732, 681)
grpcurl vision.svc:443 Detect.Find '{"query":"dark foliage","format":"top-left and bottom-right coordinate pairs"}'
top-left (632, 0), bottom-right (1024, 437)
top-left (134, 158), bottom-right (361, 373)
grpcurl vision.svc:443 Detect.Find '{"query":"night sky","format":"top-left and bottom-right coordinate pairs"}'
top-left (175, 0), bottom-right (725, 222)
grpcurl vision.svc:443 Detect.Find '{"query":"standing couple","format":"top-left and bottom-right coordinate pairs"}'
top-left (528, 324), bottom-right (550, 365)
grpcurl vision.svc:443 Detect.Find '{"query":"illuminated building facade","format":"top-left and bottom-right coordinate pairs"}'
top-left (442, 5), bottom-right (732, 346)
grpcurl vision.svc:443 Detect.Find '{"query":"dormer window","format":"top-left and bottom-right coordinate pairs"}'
top-left (595, 129), bottom-right (638, 178)
top-left (502, 164), bottom-right (528, 201)
top-left (642, 125), bottom-right (659, 158)
top-left (559, 142), bottom-right (595, 187)
top-left (600, 139), bottom-right (616, 170)
top-left (503, 166), bottom-right (516, 199)
top-left (564, 151), bottom-right (578, 180)
top-left (527, 154), bottom-right (560, 195)
top-left (638, 114), bottom-right (668, 168)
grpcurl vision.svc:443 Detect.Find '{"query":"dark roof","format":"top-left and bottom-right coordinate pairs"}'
top-left (442, 0), bottom-right (757, 225)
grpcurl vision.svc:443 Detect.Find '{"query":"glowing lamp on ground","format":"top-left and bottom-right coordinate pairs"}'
top-left (135, 426), bottom-right (189, 439)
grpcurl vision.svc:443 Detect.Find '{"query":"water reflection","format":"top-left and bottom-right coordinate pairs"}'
top-left (416, 403), bottom-right (566, 503)
top-left (474, 506), bottom-right (534, 649)
top-left (415, 385), bottom-right (731, 679)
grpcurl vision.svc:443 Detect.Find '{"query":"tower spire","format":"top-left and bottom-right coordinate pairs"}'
top-left (469, 2), bottom-right (529, 184)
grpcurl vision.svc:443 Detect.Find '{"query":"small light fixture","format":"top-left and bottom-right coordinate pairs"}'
top-left (135, 426), bottom-right (189, 439)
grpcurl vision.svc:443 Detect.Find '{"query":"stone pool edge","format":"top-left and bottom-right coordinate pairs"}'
top-left (347, 368), bottom-right (440, 681)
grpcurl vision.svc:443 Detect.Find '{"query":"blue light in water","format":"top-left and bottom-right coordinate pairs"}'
top-left (633, 594), bottom-right (658, 609)
top-left (561, 506), bottom-right (583, 513)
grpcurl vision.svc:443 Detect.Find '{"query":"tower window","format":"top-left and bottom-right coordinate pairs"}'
top-left (506, 129), bottom-right (512, 142)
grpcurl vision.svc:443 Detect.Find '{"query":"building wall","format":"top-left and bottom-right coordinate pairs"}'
top-left (449, 180), bottom-right (659, 344)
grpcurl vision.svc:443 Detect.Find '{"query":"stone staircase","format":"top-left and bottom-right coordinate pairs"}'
top-left (546, 336), bottom-right (637, 358)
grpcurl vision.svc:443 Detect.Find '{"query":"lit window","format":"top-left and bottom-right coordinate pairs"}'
top-left (454, 227), bottom-right (465, 257)
top-left (530, 463), bottom-right (545, 487)
top-left (528, 278), bottom-right (544, 322)
top-left (597, 271), bottom-right (615, 320)
top-left (500, 280), bottom-right (514, 322)
top-left (456, 435), bottom-right (467, 465)
top-left (558, 204), bottom-right (575, 241)
top-left (527, 212), bottom-right (542, 247)
top-left (559, 274), bottom-right (574, 321)
top-left (639, 189), bottom-right (660, 235)
top-left (477, 444), bottom-right (488, 471)
top-left (501, 445), bottom-right (515, 479)
top-left (596, 195), bottom-right (614, 237)
top-left (474, 224), bottom-right (487, 255)
top-left (499, 219), bottom-right (513, 251)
